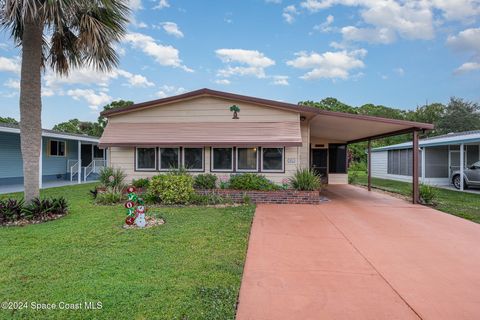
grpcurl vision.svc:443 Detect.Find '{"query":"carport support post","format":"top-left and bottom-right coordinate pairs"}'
top-left (460, 143), bottom-right (464, 191)
top-left (412, 130), bottom-right (420, 204)
top-left (367, 139), bottom-right (372, 191)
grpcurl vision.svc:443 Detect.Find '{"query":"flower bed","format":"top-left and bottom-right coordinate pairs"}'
top-left (195, 189), bottom-right (322, 204)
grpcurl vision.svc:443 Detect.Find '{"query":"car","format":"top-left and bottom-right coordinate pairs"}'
top-left (451, 161), bottom-right (480, 189)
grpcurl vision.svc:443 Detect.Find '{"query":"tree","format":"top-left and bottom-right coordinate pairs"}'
top-left (0, 116), bottom-right (18, 124)
top-left (52, 119), bottom-right (103, 137)
top-left (1, 0), bottom-right (129, 202)
top-left (410, 103), bottom-right (446, 136)
top-left (436, 98), bottom-right (480, 135)
top-left (97, 100), bottom-right (133, 128)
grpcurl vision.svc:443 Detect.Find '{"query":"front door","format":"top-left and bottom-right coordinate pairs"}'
top-left (311, 149), bottom-right (328, 179)
top-left (81, 144), bottom-right (93, 167)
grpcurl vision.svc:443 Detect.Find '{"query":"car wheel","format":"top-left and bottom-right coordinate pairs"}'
top-left (453, 175), bottom-right (468, 190)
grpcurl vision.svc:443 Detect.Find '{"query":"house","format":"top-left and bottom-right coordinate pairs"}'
top-left (371, 130), bottom-right (480, 190)
top-left (99, 88), bottom-right (433, 202)
top-left (0, 123), bottom-right (105, 189)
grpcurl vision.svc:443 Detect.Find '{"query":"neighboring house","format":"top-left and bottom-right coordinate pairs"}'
top-left (371, 130), bottom-right (480, 189)
top-left (0, 123), bottom-right (105, 187)
top-left (99, 88), bottom-right (433, 191)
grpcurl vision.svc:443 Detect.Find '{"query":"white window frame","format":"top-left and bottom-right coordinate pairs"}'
top-left (159, 147), bottom-right (181, 171)
top-left (261, 147), bottom-right (285, 172)
top-left (135, 147), bottom-right (157, 171)
top-left (49, 139), bottom-right (66, 157)
top-left (183, 147), bottom-right (204, 172)
top-left (211, 147), bottom-right (234, 172)
top-left (236, 147), bottom-right (259, 172)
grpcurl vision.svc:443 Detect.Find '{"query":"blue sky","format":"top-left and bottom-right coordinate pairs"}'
top-left (0, 0), bottom-right (479, 128)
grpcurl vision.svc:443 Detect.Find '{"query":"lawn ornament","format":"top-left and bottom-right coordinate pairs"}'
top-left (123, 187), bottom-right (147, 228)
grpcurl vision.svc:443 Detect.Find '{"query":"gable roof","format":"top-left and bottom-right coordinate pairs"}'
top-left (0, 122), bottom-right (100, 143)
top-left (99, 88), bottom-right (434, 131)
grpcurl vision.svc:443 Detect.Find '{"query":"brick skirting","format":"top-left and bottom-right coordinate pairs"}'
top-left (196, 189), bottom-right (322, 204)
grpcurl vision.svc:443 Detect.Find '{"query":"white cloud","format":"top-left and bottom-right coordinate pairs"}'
top-left (124, 32), bottom-right (192, 72)
top-left (341, 26), bottom-right (396, 44)
top-left (394, 67), bottom-right (405, 76)
top-left (44, 67), bottom-right (155, 89)
top-left (42, 88), bottom-right (55, 97)
top-left (160, 22), bottom-right (184, 38)
top-left (215, 79), bottom-right (231, 85)
top-left (447, 28), bottom-right (480, 74)
top-left (129, 0), bottom-right (142, 11)
top-left (287, 49), bottom-right (367, 80)
top-left (154, 0), bottom-right (170, 10)
top-left (67, 89), bottom-right (112, 111)
top-left (215, 49), bottom-right (275, 79)
top-left (283, 5), bottom-right (299, 24)
top-left (271, 75), bottom-right (289, 86)
top-left (4, 79), bottom-right (19, 89)
top-left (454, 62), bottom-right (480, 74)
top-left (266, 0), bottom-right (282, 3)
top-left (0, 56), bottom-right (20, 74)
top-left (156, 85), bottom-right (186, 98)
top-left (313, 15), bottom-right (335, 33)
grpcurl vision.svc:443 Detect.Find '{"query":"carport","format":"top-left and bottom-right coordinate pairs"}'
top-left (304, 109), bottom-right (434, 203)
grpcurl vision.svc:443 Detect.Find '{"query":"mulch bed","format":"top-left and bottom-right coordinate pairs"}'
top-left (122, 215), bottom-right (165, 229)
top-left (0, 213), bottom-right (67, 227)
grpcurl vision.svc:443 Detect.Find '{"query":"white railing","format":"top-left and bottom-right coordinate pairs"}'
top-left (69, 161), bottom-right (79, 181)
top-left (84, 159), bottom-right (106, 181)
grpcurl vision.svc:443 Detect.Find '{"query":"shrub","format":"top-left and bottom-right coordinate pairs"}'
top-left (143, 191), bottom-right (161, 205)
top-left (99, 167), bottom-right (126, 192)
top-left (289, 168), bottom-right (321, 191)
top-left (95, 188), bottom-right (124, 205)
top-left (0, 199), bottom-right (24, 223)
top-left (228, 173), bottom-right (279, 191)
top-left (149, 174), bottom-right (195, 205)
top-left (349, 161), bottom-right (367, 173)
top-left (348, 170), bottom-right (359, 184)
top-left (22, 197), bottom-right (69, 220)
top-left (420, 184), bottom-right (437, 205)
top-left (132, 177), bottom-right (150, 189)
top-left (194, 174), bottom-right (218, 189)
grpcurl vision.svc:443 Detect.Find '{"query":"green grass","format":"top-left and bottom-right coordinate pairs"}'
top-left (0, 183), bottom-right (255, 319)
top-left (350, 172), bottom-right (480, 223)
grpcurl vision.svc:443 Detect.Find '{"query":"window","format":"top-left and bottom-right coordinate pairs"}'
top-left (93, 145), bottom-right (104, 158)
top-left (183, 148), bottom-right (204, 171)
top-left (262, 148), bottom-right (284, 172)
top-left (159, 148), bottom-right (179, 170)
top-left (237, 147), bottom-right (258, 172)
top-left (328, 144), bottom-right (347, 173)
top-left (212, 148), bottom-right (233, 171)
top-left (49, 140), bottom-right (65, 157)
top-left (136, 148), bottom-right (156, 170)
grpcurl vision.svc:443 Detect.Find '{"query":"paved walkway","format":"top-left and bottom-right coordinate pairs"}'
top-left (0, 180), bottom-right (96, 195)
top-left (236, 185), bottom-right (480, 320)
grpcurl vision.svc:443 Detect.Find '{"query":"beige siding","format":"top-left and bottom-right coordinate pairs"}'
top-left (299, 121), bottom-right (310, 169)
top-left (328, 174), bottom-right (348, 184)
top-left (109, 96), bottom-right (299, 123)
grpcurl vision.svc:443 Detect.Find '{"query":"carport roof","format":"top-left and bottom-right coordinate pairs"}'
top-left (100, 88), bottom-right (434, 144)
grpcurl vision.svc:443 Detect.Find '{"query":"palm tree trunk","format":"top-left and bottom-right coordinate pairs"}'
top-left (20, 21), bottom-right (43, 203)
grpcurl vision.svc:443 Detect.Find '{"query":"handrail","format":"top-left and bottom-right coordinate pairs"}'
top-left (69, 161), bottom-right (79, 182)
top-left (84, 160), bottom-right (106, 181)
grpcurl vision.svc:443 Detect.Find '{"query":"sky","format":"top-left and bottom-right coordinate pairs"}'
top-left (0, 0), bottom-right (479, 128)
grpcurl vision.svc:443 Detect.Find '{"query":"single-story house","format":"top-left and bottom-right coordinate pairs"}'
top-left (371, 130), bottom-right (480, 189)
top-left (0, 123), bottom-right (105, 188)
top-left (99, 88), bottom-right (434, 203)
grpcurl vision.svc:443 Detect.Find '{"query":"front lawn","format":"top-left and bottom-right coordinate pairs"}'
top-left (350, 172), bottom-right (480, 223)
top-left (0, 183), bottom-right (254, 319)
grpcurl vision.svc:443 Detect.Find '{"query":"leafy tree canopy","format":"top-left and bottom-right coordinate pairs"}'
top-left (0, 117), bottom-right (19, 125)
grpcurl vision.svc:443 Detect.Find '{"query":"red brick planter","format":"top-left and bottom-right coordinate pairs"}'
top-left (195, 189), bottom-right (322, 204)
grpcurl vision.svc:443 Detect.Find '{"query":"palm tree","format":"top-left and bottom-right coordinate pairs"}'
top-left (0, 0), bottom-right (129, 202)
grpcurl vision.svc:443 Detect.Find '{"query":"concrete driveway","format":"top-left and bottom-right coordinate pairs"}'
top-left (236, 185), bottom-right (480, 320)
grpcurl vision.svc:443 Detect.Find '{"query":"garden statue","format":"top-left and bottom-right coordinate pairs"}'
top-left (124, 186), bottom-right (147, 228)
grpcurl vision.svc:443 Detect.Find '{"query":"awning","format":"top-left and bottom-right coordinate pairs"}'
top-left (99, 121), bottom-right (302, 148)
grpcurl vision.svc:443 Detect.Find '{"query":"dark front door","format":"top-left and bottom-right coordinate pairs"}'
top-left (311, 149), bottom-right (328, 178)
top-left (81, 144), bottom-right (93, 167)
